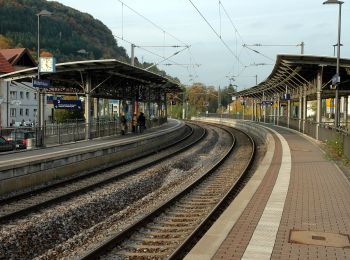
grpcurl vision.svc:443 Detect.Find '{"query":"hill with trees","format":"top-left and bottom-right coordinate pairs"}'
top-left (0, 0), bottom-right (175, 80)
top-left (0, 0), bottom-right (130, 62)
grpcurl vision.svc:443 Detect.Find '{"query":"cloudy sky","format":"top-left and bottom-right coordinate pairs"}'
top-left (52, 0), bottom-right (350, 91)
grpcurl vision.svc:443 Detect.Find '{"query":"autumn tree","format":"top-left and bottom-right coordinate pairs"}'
top-left (0, 34), bottom-right (12, 48)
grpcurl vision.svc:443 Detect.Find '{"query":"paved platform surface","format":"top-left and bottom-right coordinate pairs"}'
top-left (0, 120), bottom-right (179, 165)
top-left (186, 122), bottom-right (350, 259)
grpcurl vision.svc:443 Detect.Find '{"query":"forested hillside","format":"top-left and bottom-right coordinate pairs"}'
top-left (0, 0), bottom-right (128, 62)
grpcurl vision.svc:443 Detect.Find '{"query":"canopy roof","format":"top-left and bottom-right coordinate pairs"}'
top-left (238, 54), bottom-right (350, 99)
top-left (0, 59), bottom-right (181, 99)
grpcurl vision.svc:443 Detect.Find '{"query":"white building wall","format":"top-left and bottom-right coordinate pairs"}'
top-left (0, 80), bottom-right (42, 127)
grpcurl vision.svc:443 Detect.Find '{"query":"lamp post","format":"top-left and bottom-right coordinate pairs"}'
top-left (37, 9), bottom-right (52, 145)
top-left (323, 0), bottom-right (343, 128)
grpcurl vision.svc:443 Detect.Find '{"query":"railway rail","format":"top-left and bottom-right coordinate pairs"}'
top-left (0, 123), bottom-right (205, 223)
top-left (81, 124), bottom-right (255, 259)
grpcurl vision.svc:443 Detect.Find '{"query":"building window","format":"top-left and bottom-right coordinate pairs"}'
top-left (20, 108), bottom-right (23, 116)
top-left (10, 108), bottom-right (16, 117)
top-left (10, 91), bottom-right (17, 99)
top-left (26, 109), bottom-right (29, 116)
top-left (34, 93), bottom-right (37, 100)
top-left (20, 91), bottom-right (24, 99)
top-left (34, 109), bottom-right (37, 116)
top-left (26, 92), bottom-right (30, 99)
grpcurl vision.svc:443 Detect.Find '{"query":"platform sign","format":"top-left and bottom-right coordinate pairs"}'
top-left (283, 93), bottom-right (291, 100)
top-left (33, 79), bottom-right (51, 88)
top-left (53, 100), bottom-right (82, 110)
top-left (262, 100), bottom-right (273, 106)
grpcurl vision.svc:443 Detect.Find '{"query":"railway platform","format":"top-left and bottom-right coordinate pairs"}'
top-left (186, 119), bottom-right (350, 260)
top-left (0, 119), bottom-right (185, 196)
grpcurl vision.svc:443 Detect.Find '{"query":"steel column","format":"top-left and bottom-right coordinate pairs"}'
top-left (85, 73), bottom-right (92, 140)
top-left (302, 87), bottom-right (307, 133)
top-left (298, 89), bottom-right (303, 132)
top-left (316, 70), bottom-right (323, 140)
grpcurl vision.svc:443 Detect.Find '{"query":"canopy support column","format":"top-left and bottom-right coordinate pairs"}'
top-left (277, 96), bottom-right (280, 125)
top-left (298, 88), bottom-right (303, 132)
top-left (344, 96), bottom-right (348, 129)
top-left (93, 98), bottom-right (99, 119)
top-left (263, 92), bottom-right (266, 123)
top-left (252, 100), bottom-right (255, 121)
top-left (85, 73), bottom-right (92, 140)
top-left (287, 99), bottom-right (291, 128)
top-left (302, 87), bottom-right (307, 133)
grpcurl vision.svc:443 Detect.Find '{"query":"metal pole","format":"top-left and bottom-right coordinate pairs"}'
top-left (316, 70), bottom-right (323, 140)
top-left (85, 73), bottom-right (92, 140)
top-left (300, 41), bottom-right (305, 54)
top-left (335, 3), bottom-right (342, 128)
top-left (131, 44), bottom-right (135, 66)
top-left (37, 14), bottom-right (43, 146)
top-left (298, 89), bottom-right (302, 131)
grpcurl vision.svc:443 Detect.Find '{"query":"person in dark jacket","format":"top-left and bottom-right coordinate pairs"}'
top-left (120, 113), bottom-right (128, 135)
top-left (137, 112), bottom-right (146, 133)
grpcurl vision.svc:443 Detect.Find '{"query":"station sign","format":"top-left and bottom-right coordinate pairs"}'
top-left (33, 79), bottom-right (51, 88)
top-left (283, 93), bottom-right (291, 100)
top-left (262, 100), bottom-right (273, 106)
top-left (53, 100), bottom-right (82, 110)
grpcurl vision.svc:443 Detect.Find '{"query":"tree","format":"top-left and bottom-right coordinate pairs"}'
top-left (53, 109), bottom-right (84, 123)
top-left (0, 34), bottom-right (12, 48)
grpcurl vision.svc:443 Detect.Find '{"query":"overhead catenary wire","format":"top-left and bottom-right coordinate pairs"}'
top-left (243, 45), bottom-right (274, 61)
top-left (114, 35), bottom-right (189, 69)
top-left (219, 1), bottom-right (255, 63)
top-left (116, 0), bottom-right (200, 83)
top-left (145, 46), bottom-right (189, 70)
top-left (188, 0), bottom-right (245, 67)
top-left (116, 0), bottom-right (189, 47)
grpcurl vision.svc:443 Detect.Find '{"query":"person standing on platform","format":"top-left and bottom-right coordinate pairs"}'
top-left (137, 112), bottom-right (146, 133)
top-left (132, 114), bottom-right (137, 133)
top-left (120, 113), bottom-right (128, 135)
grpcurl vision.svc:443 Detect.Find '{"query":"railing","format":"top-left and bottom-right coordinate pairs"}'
top-left (200, 113), bottom-right (350, 159)
top-left (0, 116), bottom-right (168, 150)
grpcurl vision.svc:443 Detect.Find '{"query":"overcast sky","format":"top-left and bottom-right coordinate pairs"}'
top-left (52, 0), bottom-right (350, 91)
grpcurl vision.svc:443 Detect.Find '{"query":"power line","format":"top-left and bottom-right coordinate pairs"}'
top-left (188, 0), bottom-right (244, 66)
top-left (145, 47), bottom-right (189, 70)
top-left (116, 0), bottom-right (189, 47)
top-left (243, 45), bottom-right (274, 61)
top-left (116, 0), bottom-right (198, 82)
top-left (219, 1), bottom-right (255, 67)
top-left (219, 1), bottom-right (245, 45)
top-left (114, 35), bottom-right (190, 70)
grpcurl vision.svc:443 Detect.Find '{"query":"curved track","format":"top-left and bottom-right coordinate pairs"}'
top-left (0, 123), bottom-right (205, 223)
top-left (81, 124), bottom-right (255, 259)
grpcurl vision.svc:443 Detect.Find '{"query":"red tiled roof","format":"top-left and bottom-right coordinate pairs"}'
top-left (0, 48), bottom-right (27, 64)
top-left (0, 52), bottom-right (15, 73)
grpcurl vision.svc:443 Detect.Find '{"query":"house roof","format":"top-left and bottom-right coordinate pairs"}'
top-left (0, 52), bottom-right (15, 73)
top-left (0, 48), bottom-right (37, 67)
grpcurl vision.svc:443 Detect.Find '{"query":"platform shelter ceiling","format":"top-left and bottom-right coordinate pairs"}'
top-left (0, 59), bottom-right (181, 101)
top-left (238, 54), bottom-right (350, 99)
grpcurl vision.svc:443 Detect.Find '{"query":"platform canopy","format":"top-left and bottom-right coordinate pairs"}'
top-left (238, 54), bottom-right (350, 99)
top-left (0, 59), bottom-right (181, 101)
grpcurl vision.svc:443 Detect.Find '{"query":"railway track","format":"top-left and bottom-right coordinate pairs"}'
top-left (81, 124), bottom-right (255, 259)
top-left (0, 123), bottom-right (205, 223)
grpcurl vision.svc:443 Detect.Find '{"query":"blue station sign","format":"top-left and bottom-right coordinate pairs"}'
top-left (53, 100), bottom-right (82, 110)
top-left (33, 79), bottom-right (51, 88)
